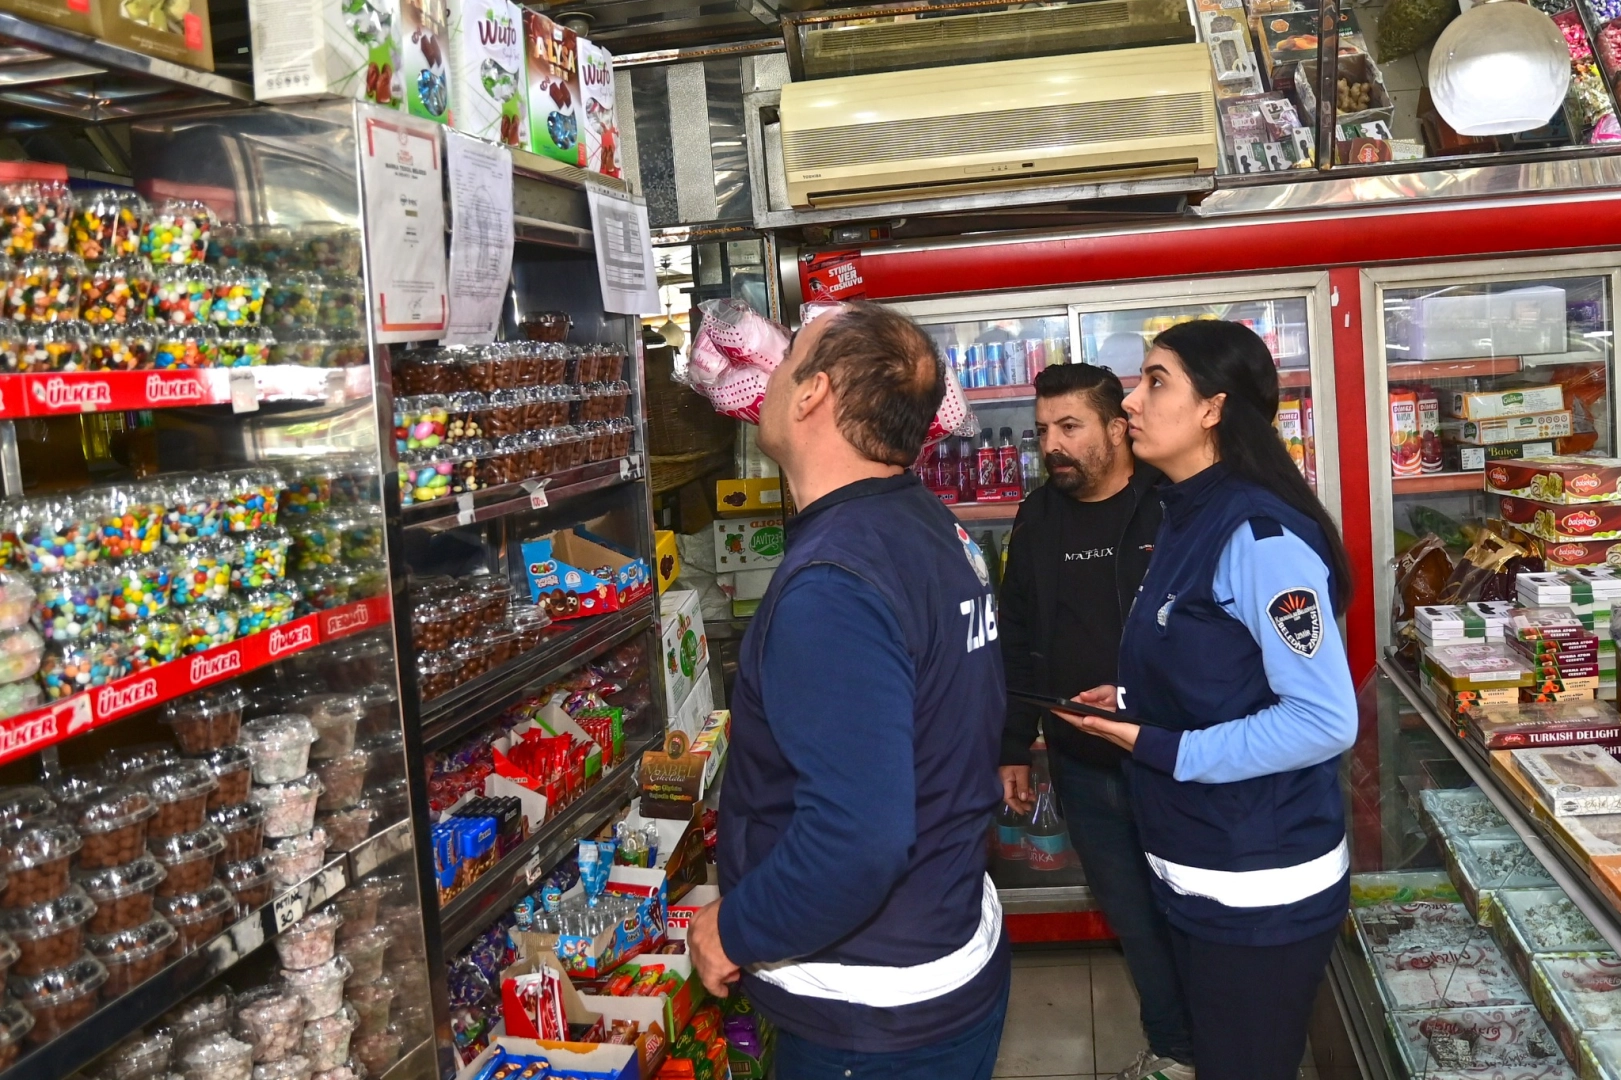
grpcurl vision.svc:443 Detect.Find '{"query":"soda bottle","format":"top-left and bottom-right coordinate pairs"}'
top-left (1024, 784), bottom-right (1068, 871)
top-left (998, 427), bottom-right (1020, 489)
top-left (975, 428), bottom-right (998, 497)
top-left (995, 802), bottom-right (1028, 862)
top-left (1019, 430), bottom-right (1042, 496)
top-left (957, 437), bottom-right (975, 503)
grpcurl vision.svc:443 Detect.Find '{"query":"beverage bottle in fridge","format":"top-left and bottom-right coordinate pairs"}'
top-left (1417, 385), bottom-right (1443, 475)
top-left (966, 344), bottom-right (988, 389)
top-left (1005, 340), bottom-right (1028, 385)
top-left (958, 436), bottom-right (976, 503)
top-left (1019, 430), bottom-right (1042, 495)
top-left (1026, 338), bottom-right (1046, 380)
top-left (995, 802), bottom-right (1028, 862)
top-left (975, 428), bottom-right (998, 499)
top-left (1024, 784), bottom-right (1068, 870)
top-left (998, 427), bottom-right (1021, 489)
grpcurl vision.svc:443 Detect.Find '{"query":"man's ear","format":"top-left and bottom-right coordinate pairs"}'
top-left (793, 370), bottom-right (833, 422)
top-left (1108, 416), bottom-right (1129, 446)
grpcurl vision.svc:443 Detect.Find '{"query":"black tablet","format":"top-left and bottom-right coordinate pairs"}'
top-left (1007, 689), bottom-right (1166, 729)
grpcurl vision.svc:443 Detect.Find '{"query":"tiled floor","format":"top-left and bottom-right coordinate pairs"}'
top-left (992, 945), bottom-right (1317, 1080)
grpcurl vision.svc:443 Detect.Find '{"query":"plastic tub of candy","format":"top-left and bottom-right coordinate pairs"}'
top-left (358, 732), bottom-right (404, 788)
top-left (200, 746), bottom-right (253, 813)
top-left (151, 825), bottom-right (226, 898)
top-left (288, 515), bottom-right (343, 573)
top-left (233, 527), bottom-right (290, 590)
top-left (450, 639), bottom-right (493, 685)
top-left (268, 327), bottom-right (326, 368)
top-left (236, 987), bottom-right (307, 1064)
top-left (508, 604), bottom-right (552, 651)
top-left (276, 908), bottom-right (342, 971)
top-left (344, 975), bottom-right (391, 1037)
top-left (315, 804), bottom-right (374, 853)
top-left (329, 884), bottom-right (383, 942)
top-left (218, 326), bottom-right (272, 368)
top-left (484, 389), bottom-right (526, 438)
top-left (267, 272), bottom-right (323, 328)
top-left (0, 1000), bottom-right (29, 1069)
top-left (352, 683), bottom-right (398, 741)
top-left (349, 1030), bottom-right (401, 1076)
top-left (77, 856), bottom-right (165, 934)
top-left (144, 200), bottom-right (213, 266)
top-left (452, 346), bottom-right (496, 394)
top-left (414, 648), bottom-right (459, 701)
top-left (33, 569), bottom-right (110, 642)
top-left (335, 509), bottom-right (383, 564)
top-left (18, 493), bottom-right (103, 573)
top-left (8, 252), bottom-right (84, 322)
top-left (395, 450), bottom-right (447, 506)
top-left (533, 385), bottom-right (570, 427)
top-left (145, 761), bottom-right (219, 840)
top-left (252, 776), bottom-right (323, 840)
top-left (552, 426), bottom-right (586, 469)
top-left (72, 189), bottom-right (147, 262)
top-left (392, 349), bottom-right (463, 395)
top-left (520, 311), bottom-right (571, 344)
top-left (1, 176), bottom-right (71, 258)
top-left (166, 988), bottom-right (237, 1052)
top-left (512, 341), bottom-right (543, 385)
top-left (80, 256), bottom-right (154, 324)
top-left (158, 883), bottom-right (234, 958)
top-left (239, 585), bottom-right (298, 636)
top-left (444, 392), bottom-right (489, 444)
top-left (475, 442), bottom-right (519, 489)
top-left (253, 1055), bottom-right (311, 1080)
top-left (281, 954), bottom-right (352, 1020)
top-left (211, 267), bottom-right (268, 328)
top-left (0, 788), bottom-right (52, 833)
top-left (0, 821), bottom-right (79, 908)
top-left (0, 572), bottom-right (31, 633)
top-left (177, 1031), bottom-right (254, 1080)
top-left (13, 953), bottom-right (106, 1043)
top-left (461, 578), bottom-right (510, 627)
top-left (395, 396), bottom-right (448, 454)
top-left (299, 695), bottom-right (361, 763)
top-left (223, 468), bottom-right (280, 534)
top-left (243, 715), bottom-right (319, 784)
top-left (0, 680), bottom-right (42, 721)
top-left (71, 782), bottom-right (158, 870)
top-left (89, 914), bottom-right (176, 996)
top-left (87, 319), bottom-right (158, 371)
top-left (210, 802), bottom-right (267, 864)
top-left (152, 263), bottom-right (216, 326)
top-left (279, 463), bottom-right (337, 518)
top-left (268, 829), bottom-right (328, 889)
top-left (175, 599), bottom-right (239, 654)
top-left (0, 887), bottom-right (94, 975)
top-left (108, 551), bottom-right (172, 626)
top-left (337, 923), bottom-right (388, 983)
top-left (300, 1004), bottom-right (356, 1071)
top-left (443, 447), bottom-right (483, 496)
top-left (99, 1031), bottom-right (173, 1080)
top-left (221, 856), bottom-right (275, 914)
top-left (323, 330), bottom-right (364, 369)
top-left (309, 749), bottom-right (363, 811)
top-left (15, 318), bottom-right (87, 371)
top-left (161, 685), bottom-right (244, 755)
top-left (318, 275), bottom-right (362, 331)
top-left (153, 323), bottom-right (218, 369)
top-left (581, 420), bottom-right (611, 463)
top-left (164, 477), bottom-right (228, 545)
top-left (531, 342), bottom-right (567, 384)
top-left (101, 746), bottom-right (179, 785)
top-left (39, 631), bottom-right (131, 698)
top-left (608, 417), bottom-right (633, 458)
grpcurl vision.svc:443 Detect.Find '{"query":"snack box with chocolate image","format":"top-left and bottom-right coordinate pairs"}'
top-left (1513, 746), bottom-right (1621, 816)
top-left (1416, 602), bottom-right (1513, 645)
top-left (1488, 457), bottom-right (1621, 505)
top-left (522, 10), bottom-right (583, 166)
top-left (1466, 700), bottom-right (1621, 754)
top-left (401, 0), bottom-right (451, 123)
top-left (1423, 642), bottom-right (1535, 692)
top-left (521, 529), bottom-right (651, 622)
top-left (1542, 539), bottom-right (1621, 570)
top-left (1389, 1005), bottom-right (1575, 1080)
top-left (1502, 497), bottom-right (1621, 543)
top-left (1518, 568), bottom-right (1621, 606)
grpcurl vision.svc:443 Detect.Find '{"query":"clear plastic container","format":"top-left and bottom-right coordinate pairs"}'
top-left (0, 821), bottom-right (81, 907)
top-left (221, 856), bottom-right (275, 915)
top-left (177, 1031), bottom-right (254, 1080)
top-left (0, 679), bottom-right (42, 721)
top-left (179, 602), bottom-right (241, 655)
top-left (288, 515), bottom-right (342, 573)
top-left (89, 914), bottom-right (176, 996)
top-left (0, 1000), bottom-right (31, 1068)
top-left (301, 695), bottom-right (362, 762)
top-left (276, 908), bottom-right (342, 971)
top-left (157, 883), bottom-right (235, 958)
top-left (330, 884), bottom-right (383, 940)
top-left (337, 926), bottom-right (388, 986)
top-left (444, 392), bottom-right (489, 444)
top-left (145, 761), bottom-right (220, 840)
top-left (151, 825), bottom-right (226, 898)
top-left (315, 804), bottom-right (374, 853)
top-left (231, 529), bottom-right (289, 592)
top-left (99, 483), bottom-right (166, 560)
top-left (238, 585), bottom-right (298, 637)
top-left (268, 829), bottom-right (328, 889)
top-left (191, 749), bottom-right (247, 816)
top-left (162, 685), bottom-right (245, 755)
top-left (12, 953), bottom-right (106, 1043)
top-left (0, 787), bottom-right (53, 830)
top-left (80, 256), bottom-right (154, 324)
top-left (520, 311), bottom-right (571, 345)
top-left (281, 954), bottom-right (352, 1020)
top-left (335, 509), bottom-right (383, 565)
top-left (18, 493), bottom-right (104, 573)
top-left (109, 550), bottom-right (174, 624)
top-left (152, 264), bottom-right (216, 326)
top-left (152, 323), bottom-right (218, 370)
top-left (267, 272), bottom-right (323, 329)
top-left (299, 1003), bottom-right (356, 1071)
top-left (313, 752), bottom-right (366, 813)
top-left (210, 801), bottom-right (267, 864)
top-left (217, 326), bottom-right (273, 369)
top-left (354, 685), bottom-right (397, 741)
top-left (415, 649), bottom-right (458, 701)
top-left (308, 1061), bottom-right (362, 1080)
top-left (243, 715), bottom-right (319, 784)
top-left (67, 781), bottom-right (157, 869)
top-left (163, 477), bottom-right (228, 546)
top-left (76, 855), bottom-right (165, 934)
top-left (252, 776), bottom-right (324, 840)
top-left (0, 931), bottom-right (18, 985)
top-left (395, 396), bottom-right (448, 455)
top-left (103, 1030), bottom-right (174, 1080)
top-left (143, 200), bottom-right (214, 266)
top-left (235, 987), bottom-right (307, 1064)
top-left (349, 1030), bottom-right (401, 1076)
top-left (101, 746), bottom-right (179, 784)
top-left (222, 469), bottom-right (280, 534)
top-left (0, 625), bottom-right (41, 685)
top-left (8, 252), bottom-right (84, 322)
top-left (39, 630), bottom-right (131, 698)
top-left (252, 1055), bottom-right (311, 1080)
top-left (344, 976), bottom-right (391, 1039)
top-left (317, 274), bottom-right (362, 332)
top-left (16, 316), bottom-right (88, 370)
top-left (474, 626), bottom-right (519, 668)
top-left (450, 639), bottom-right (492, 685)
top-left (0, 887), bottom-right (94, 975)
top-left (86, 319), bottom-right (158, 371)
top-left (71, 190), bottom-right (147, 263)
top-left (211, 267), bottom-right (268, 329)
top-left (121, 614), bottom-right (181, 672)
top-left (0, 571), bottom-right (34, 631)
top-left (165, 989), bottom-right (235, 1051)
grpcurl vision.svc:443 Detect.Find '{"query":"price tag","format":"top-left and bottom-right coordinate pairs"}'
top-left (523, 853), bottom-right (546, 885)
top-left (271, 888), bottom-right (306, 932)
top-left (456, 492), bottom-right (475, 526)
top-left (620, 458), bottom-right (632, 480)
top-left (530, 487), bottom-right (549, 510)
top-left (230, 370), bottom-right (260, 414)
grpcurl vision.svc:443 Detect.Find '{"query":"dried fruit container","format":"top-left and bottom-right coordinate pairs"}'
top-left (211, 802), bottom-right (268, 864)
top-left (275, 908), bottom-right (342, 971)
top-left (162, 685), bottom-right (246, 754)
top-left (157, 883), bottom-right (235, 958)
top-left (151, 825), bottom-right (227, 897)
top-left (88, 915), bottom-right (177, 996)
top-left (0, 887), bottom-right (95, 975)
top-left (76, 855), bottom-right (166, 934)
top-left (12, 953), bottom-right (106, 1043)
top-left (235, 987), bottom-right (308, 1064)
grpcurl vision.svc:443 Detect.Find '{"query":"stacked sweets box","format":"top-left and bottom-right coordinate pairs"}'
top-left (1519, 570), bottom-right (1621, 639)
top-left (1513, 745), bottom-right (1621, 816)
top-left (1422, 642), bottom-right (1535, 718)
top-left (1467, 700), bottom-right (1621, 755)
top-left (1508, 610), bottom-right (1602, 701)
top-left (1415, 601), bottom-right (1515, 648)
top-left (1488, 456), bottom-right (1621, 505)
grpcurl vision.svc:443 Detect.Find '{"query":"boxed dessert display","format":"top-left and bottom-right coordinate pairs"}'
top-left (248, 0), bottom-right (404, 105)
top-left (520, 530), bottom-right (652, 622)
top-left (523, 10), bottom-right (583, 166)
top-left (1492, 887), bottom-right (1610, 987)
top-left (1389, 1005), bottom-right (1576, 1079)
top-left (447, 0), bottom-right (528, 146)
top-left (1514, 746), bottom-right (1621, 816)
top-left (1423, 788), bottom-right (1518, 843)
top-left (1489, 458), bottom-right (1621, 505)
top-left (1448, 834), bottom-right (1556, 919)
top-left (1466, 701), bottom-right (1621, 754)
top-left (96, 0), bottom-right (214, 71)
top-left (1374, 941), bottom-right (1532, 1012)
top-left (1533, 954), bottom-right (1621, 1062)
top-left (1416, 602), bottom-right (1514, 646)
top-left (1354, 897), bottom-right (1477, 954)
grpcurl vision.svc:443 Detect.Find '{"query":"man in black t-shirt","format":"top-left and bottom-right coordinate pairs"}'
top-left (999, 364), bottom-right (1193, 1080)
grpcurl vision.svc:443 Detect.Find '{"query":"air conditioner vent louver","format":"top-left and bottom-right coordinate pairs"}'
top-left (783, 93), bottom-right (1212, 172)
top-left (808, 3), bottom-right (1137, 56)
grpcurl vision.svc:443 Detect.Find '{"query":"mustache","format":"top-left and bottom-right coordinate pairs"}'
top-left (1044, 451), bottom-right (1080, 471)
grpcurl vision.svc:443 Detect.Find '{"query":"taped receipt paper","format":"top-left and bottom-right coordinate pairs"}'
top-left (359, 104), bottom-right (449, 343)
top-left (444, 130), bottom-right (515, 346)
top-left (587, 184), bottom-right (659, 316)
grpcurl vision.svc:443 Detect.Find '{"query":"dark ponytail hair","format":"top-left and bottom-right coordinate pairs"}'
top-left (1152, 320), bottom-right (1352, 610)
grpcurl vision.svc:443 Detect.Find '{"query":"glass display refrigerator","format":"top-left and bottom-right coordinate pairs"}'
top-left (884, 272), bottom-right (1337, 928)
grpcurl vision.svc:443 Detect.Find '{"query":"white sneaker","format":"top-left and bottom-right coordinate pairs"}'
top-left (1111, 1049), bottom-right (1196, 1080)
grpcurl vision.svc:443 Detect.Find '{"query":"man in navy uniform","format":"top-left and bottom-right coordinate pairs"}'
top-left (687, 303), bottom-right (1012, 1080)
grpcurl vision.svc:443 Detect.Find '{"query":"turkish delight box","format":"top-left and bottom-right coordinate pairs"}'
top-left (249, 0), bottom-right (402, 105)
top-left (1451, 386), bottom-right (1568, 421)
top-left (1353, 898), bottom-right (1476, 955)
top-left (1513, 746), bottom-right (1621, 816)
top-left (1533, 954), bottom-right (1621, 1065)
top-left (1544, 540), bottom-right (1621, 570)
top-left (578, 37), bottom-right (621, 177)
top-left (1493, 887), bottom-right (1609, 989)
top-left (1501, 497), bottom-right (1621, 542)
top-left (1447, 835), bottom-right (1555, 920)
top-left (401, 0), bottom-right (452, 123)
top-left (1424, 642), bottom-right (1535, 692)
top-left (447, 0), bottom-right (527, 146)
top-left (1389, 1005), bottom-right (1575, 1079)
top-left (1467, 700), bottom-right (1621, 755)
top-left (1488, 457), bottom-right (1621, 505)
top-left (1372, 940), bottom-right (1530, 1013)
top-left (1420, 787), bottom-right (1516, 843)
top-left (523, 10), bottom-right (585, 166)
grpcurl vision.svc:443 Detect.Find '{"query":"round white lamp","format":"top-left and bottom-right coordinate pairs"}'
top-left (1429, 0), bottom-right (1572, 135)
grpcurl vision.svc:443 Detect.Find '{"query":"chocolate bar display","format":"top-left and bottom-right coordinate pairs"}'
top-left (1514, 746), bottom-right (1621, 815)
top-left (1389, 1006), bottom-right (1576, 1080)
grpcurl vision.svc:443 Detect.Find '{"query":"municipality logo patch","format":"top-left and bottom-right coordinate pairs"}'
top-left (956, 524), bottom-right (990, 587)
top-left (1268, 588), bottom-right (1323, 657)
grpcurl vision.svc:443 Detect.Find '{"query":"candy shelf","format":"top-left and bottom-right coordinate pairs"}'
top-left (419, 599), bottom-right (656, 751)
top-left (963, 385), bottom-right (1037, 403)
top-left (0, 595), bottom-right (389, 769)
top-left (0, 367), bottom-right (370, 419)
top-left (1387, 357), bottom-right (1525, 380)
top-left (952, 500), bottom-right (1023, 521)
top-left (1390, 472), bottom-right (1486, 495)
top-left (437, 728), bottom-right (662, 954)
top-left (401, 455), bottom-right (645, 531)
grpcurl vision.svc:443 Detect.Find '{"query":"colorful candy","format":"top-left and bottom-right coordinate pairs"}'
top-left (143, 200), bottom-right (214, 265)
top-left (8, 252), bottom-right (85, 322)
top-left (86, 321), bottom-right (157, 371)
top-left (318, 273), bottom-right (363, 330)
top-left (300, 226), bottom-right (361, 275)
top-left (238, 584), bottom-right (298, 636)
top-left (17, 320), bottom-right (89, 372)
top-left (152, 263), bottom-right (216, 325)
top-left (222, 468), bottom-right (280, 533)
top-left (126, 615), bottom-right (182, 670)
top-left (98, 484), bottom-right (165, 558)
top-left (396, 395), bottom-right (449, 454)
top-left (270, 327), bottom-right (328, 367)
top-left (399, 451), bottom-right (453, 505)
top-left (267, 271), bottom-right (324, 328)
top-left (337, 508), bottom-right (384, 563)
top-left (211, 266), bottom-right (268, 327)
top-left (108, 550), bottom-right (172, 623)
top-left (39, 631), bottom-right (131, 698)
top-left (71, 189), bottom-right (148, 263)
top-left (170, 536), bottom-right (234, 606)
top-left (179, 601), bottom-right (239, 653)
top-left (288, 515), bottom-right (342, 572)
top-left (280, 465), bottom-right (334, 516)
top-left (163, 478), bottom-right (227, 545)
top-left (33, 569), bottom-right (112, 642)
top-left (325, 329), bottom-right (366, 368)
top-left (153, 324), bottom-right (217, 370)
top-left (234, 527), bottom-right (290, 590)
top-left (1, 179), bottom-right (73, 259)
top-left (18, 495), bottom-right (103, 573)
top-left (79, 256), bottom-right (154, 324)
top-left (295, 568), bottom-right (347, 612)
top-left (216, 326), bottom-right (273, 368)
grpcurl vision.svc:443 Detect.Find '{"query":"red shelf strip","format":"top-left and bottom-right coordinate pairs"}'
top-left (0, 595), bottom-right (391, 768)
top-left (0, 367), bottom-right (370, 419)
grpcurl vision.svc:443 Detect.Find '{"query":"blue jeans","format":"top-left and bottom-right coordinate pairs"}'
top-left (1050, 753), bottom-right (1194, 1065)
top-left (773, 965), bottom-right (1012, 1080)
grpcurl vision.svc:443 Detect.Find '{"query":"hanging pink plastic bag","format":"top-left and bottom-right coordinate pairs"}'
top-left (675, 298), bottom-right (973, 443)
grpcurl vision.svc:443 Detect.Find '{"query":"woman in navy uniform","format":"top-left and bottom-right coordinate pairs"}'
top-left (1057, 319), bottom-right (1358, 1080)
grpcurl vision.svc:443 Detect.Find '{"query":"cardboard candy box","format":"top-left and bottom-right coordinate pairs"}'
top-left (524, 10), bottom-right (584, 166)
top-left (1488, 457), bottom-right (1621, 505)
top-left (1501, 496), bottom-right (1621, 542)
top-left (448, 0), bottom-right (528, 145)
top-left (522, 529), bottom-right (652, 621)
top-left (249, 0), bottom-right (404, 105)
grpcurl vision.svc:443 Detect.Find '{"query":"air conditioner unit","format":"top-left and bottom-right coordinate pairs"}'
top-left (779, 44), bottom-right (1219, 208)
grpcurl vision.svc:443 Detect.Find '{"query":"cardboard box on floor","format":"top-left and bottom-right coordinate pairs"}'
top-left (713, 515), bottom-right (784, 572)
top-left (97, 0), bottom-right (213, 69)
top-left (668, 670), bottom-right (714, 745)
top-left (659, 589), bottom-right (708, 717)
top-left (523, 529), bottom-right (653, 621)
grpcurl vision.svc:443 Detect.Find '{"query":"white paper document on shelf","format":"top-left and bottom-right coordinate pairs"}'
top-left (586, 183), bottom-right (660, 316)
top-left (443, 131), bottom-right (515, 345)
top-left (357, 103), bottom-right (450, 343)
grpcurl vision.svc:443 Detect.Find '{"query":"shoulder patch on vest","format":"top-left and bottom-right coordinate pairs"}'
top-left (1249, 516), bottom-right (1285, 540)
top-left (955, 524), bottom-right (991, 587)
top-left (1267, 587), bottom-right (1323, 658)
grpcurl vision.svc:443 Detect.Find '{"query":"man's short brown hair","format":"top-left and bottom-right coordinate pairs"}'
top-left (793, 302), bottom-right (945, 467)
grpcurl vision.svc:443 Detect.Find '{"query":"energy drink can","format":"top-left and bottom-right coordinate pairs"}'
top-left (965, 344), bottom-right (988, 389)
top-left (1004, 340), bottom-right (1028, 385)
top-left (944, 345), bottom-right (965, 387)
top-left (1026, 338), bottom-right (1046, 378)
top-left (985, 342), bottom-right (1004, 387)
